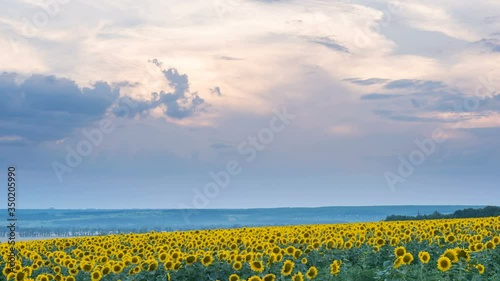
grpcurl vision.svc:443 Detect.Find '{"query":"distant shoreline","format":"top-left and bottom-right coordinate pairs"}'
top-left (13, 205), bottom-right (487, 211)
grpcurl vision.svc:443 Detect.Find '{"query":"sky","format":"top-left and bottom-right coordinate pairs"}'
top-left (0, 0), bottom-right (499, 209)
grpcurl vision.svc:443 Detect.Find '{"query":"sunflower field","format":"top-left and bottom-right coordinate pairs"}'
top-left (1, 216), bottom-right (499, 281)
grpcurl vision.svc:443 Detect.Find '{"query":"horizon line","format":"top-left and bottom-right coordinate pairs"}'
top-left (10, 204), bottom-right (491, 211)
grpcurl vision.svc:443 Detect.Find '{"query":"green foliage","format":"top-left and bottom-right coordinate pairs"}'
top-left (385, 206), bottom-right (500, 221)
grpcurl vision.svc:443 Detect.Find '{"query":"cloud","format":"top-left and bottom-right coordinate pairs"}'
top-left (210, 86), bottom-right (222, 96)
top-left (360, 93), bottom-right (403, 100)
top-left (113, 60), bottom-right (207, 119)
top-left (0, 135), bottom-right (27, 146)
top-left (215, 56), bottom-right (244, 61)
top-left (310, 37), bottom-right (349, 53)
top-left (372, 109), bottom-right (456, 123)
top-left (383, 79), bottom-right (447, 91)
top-left (484, 16), bottom-right (500, 24)
top-left (346, 78), bottom-right (447, 91)
top-left (345, 78), bottom-right (389, 86)
top-left (355, 77), bottom-right (500, 124)
top-left (476, 37), bottom-right (500, 52)
top-left (0, 72), bottom-right (119, 143)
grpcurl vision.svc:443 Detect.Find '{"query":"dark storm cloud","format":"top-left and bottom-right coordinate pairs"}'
top-left (0, 72), bottom-right (119, 143)
top-left (0, 62), bottom-right (208, 144)
top-left (113, 61), bottom-right (206, 119)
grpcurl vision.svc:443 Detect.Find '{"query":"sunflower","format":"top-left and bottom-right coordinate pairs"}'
top-left (394, 246), bottom-right (406, 257)
top-left (101, 265), bottom-right (111, 275)
top-left (158, 252), bottom-right (168, 262)
top-left (493, 236), bottom-right (500, 245)
top-left (390, 237), bottom-right (399, 246)
top-left (455, 248), bottom-right (470, 262)
top-left (281, 260), bottom-right (295, 276)
top-left (164, 261), bottom-right (174, 270)
top-left (229, 274), bottom-right (240, 281)
top-left (111, 263), bottom-right (123, 274)
top-left (22, 266), bottom-right (32, 276)
top-left (443, 249), bottom-right (458, 263)
top-left (476, 264), bottom-right (485, 274)
top-left (91, 271), bottom-right (102, 281)
top-left (286, 246), bottom-right (295, 255)
top-left (437, 256), bottom-right (452, 272)
top-left (250, 260), bottom-right (264, 273)
top-left (301, 258), bottom-right (308, 264)
top-left (233, 261), bottom-right (242, 271)
top-left (402, 253), bottom-right (414, 264)
top-left (262, 274), bottom-right (276, 281)
top-left (6, 272), bottom-right (15, 281)
top-left (293, 249), bottom-right (302, 259)
top-left (393, 257), bottom-right (403, 269)
top-left (276, 254), bottom-right (283, 262)
top-left (248, 276), bottom-right (262, 281)
top-left (133, 266), bottom-right (141, 274)
top-left (201, 255), bottom-right (213, 267)
top-left (330, 260), bottom-right (342, 275)
top-left (446, 235), bottom-right (456, 243)
top-left (306, 266), bottom-right (318, 279)
top-left (185, 255), bottom-right (197, 265)
top-left (148, 260), bottom-right (158, 271)
top-left (418, 251), bottom-right (430, 264)
top-left (292, 272), bottom-right (304, 281)
top-left (15, 271), bottom-right (25, 281)
top-left (376, 238), bottom-right (386, 246)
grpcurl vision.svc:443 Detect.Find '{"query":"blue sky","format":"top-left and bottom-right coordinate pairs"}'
top-left (0, 0), bottom-right (499, 208)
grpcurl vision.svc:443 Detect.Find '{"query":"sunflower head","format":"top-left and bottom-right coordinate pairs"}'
top-left (402, 253), bottom-right (414, 265)
top-left (476, 264), bottom-right (485, 275)
top-left (306, 266), bottom-right (318, 279)
top-left (437, 256), bottom-right (452, 272)
top-left (394, 246), bottom-right (406, 257)
top-left (418, 251), bottom-right (430, 264)
top-left (281, 260), bottom-right (295, 276)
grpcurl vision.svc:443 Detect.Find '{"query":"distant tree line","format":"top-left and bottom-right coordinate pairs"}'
top-left (385, 206), bottom-right (500, 221)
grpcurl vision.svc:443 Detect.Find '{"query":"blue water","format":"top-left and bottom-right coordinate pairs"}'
top-left (2, 205), bottom-right (484, 235)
